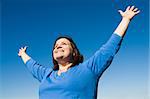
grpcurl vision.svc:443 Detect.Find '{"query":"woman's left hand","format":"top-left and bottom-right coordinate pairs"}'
top-left (118, 6), bottom-right (140, 20)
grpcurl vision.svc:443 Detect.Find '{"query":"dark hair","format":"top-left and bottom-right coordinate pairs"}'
top-left (52, 36), bottom-right (84, 70)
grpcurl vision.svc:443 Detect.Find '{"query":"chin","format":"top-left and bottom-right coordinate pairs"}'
top-left (55, 55), bottom-right (64, 60)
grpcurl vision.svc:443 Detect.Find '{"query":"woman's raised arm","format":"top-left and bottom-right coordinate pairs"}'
top-left (18, 46), bottom-right (51, 82)
top-left (114, 6), bottom-right (140, 37)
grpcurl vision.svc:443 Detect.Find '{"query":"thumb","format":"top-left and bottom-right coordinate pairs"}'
top-left (118, 10), bottom-right (123, 15)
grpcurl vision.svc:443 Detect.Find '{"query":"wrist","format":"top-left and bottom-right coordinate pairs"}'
top-left (122, 17), bottom-right (131, 24)
top-left (122, 17), bottom-right (131, 21)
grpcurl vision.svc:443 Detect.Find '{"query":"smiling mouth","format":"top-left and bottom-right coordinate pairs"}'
top-left (55, 49), bottom-right (64, 53)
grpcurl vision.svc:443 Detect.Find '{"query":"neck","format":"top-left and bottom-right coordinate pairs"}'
top-left (58, 62), bottom-right (73, 71)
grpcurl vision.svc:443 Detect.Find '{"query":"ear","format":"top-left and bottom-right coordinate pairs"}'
top-left (73, 53), bottom-right (75, 56)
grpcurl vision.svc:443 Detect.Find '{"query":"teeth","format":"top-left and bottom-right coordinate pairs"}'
top-left (55, 49), bottom-right (64, 53)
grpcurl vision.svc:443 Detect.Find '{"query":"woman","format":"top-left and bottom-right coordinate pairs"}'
top-left (18, 6), bottom-right (140, 99)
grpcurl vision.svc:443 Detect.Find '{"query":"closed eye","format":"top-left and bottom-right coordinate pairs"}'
top-left (54, 44), bottom-right (58, 49)
top-left (62, 42), bottom-right (67, 45)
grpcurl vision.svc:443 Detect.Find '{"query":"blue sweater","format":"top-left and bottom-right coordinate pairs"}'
top-left (25, 33), bottom-right (123, 99)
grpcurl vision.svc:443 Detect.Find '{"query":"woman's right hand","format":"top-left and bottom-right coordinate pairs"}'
top-left (18, 46), bottom-right (28, 57)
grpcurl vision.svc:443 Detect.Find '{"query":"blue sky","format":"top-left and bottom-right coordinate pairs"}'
top-left (1, 0), bottom-right (149, 99)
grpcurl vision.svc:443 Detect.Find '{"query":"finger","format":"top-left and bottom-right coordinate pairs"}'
top-left (135, 10), bottom-right (140, 14)
top-left (21, 47), bottom-right (23, 50)
top-left (133, 8), bottom-right (138, 12)
top-left (118, 10), bottom-right (124, 16)
top-left (126, 6), bottom-right (130, 11)
top-left (18, 53), bottom-right (20, 56)
top-left (24, 46), bottom-right (27, 50)
top-left (18, 53), bottom-right (22, 57)
top-left (130, 6), bottom-right (135, 11)
top-left (24, 46), bottom-right (28, 50)
top-left (118, 10), bottom-right (123, 15)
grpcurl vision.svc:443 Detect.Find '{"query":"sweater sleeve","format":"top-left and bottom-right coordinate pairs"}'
top-left (25, 58), bottom-right (51, 82)
top-left (84, 33), bottom-right (123, 77)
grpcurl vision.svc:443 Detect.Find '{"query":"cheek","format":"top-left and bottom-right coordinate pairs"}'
top-left (53, 50), bottom-right (56, 59)
top-left (65, 47), bottom-right (73, 55)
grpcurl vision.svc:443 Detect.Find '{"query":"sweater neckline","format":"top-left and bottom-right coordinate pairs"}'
top-left (54, 65), bottom-right (78, 78)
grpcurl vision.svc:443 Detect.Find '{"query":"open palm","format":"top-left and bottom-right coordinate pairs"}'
top-left (119, 6), bottom-right (140, 20)
top-left (18, 46), bottom-right (28, 56)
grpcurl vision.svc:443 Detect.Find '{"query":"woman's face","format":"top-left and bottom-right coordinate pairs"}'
top-left (53, 38), bottom-right (73, 63)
